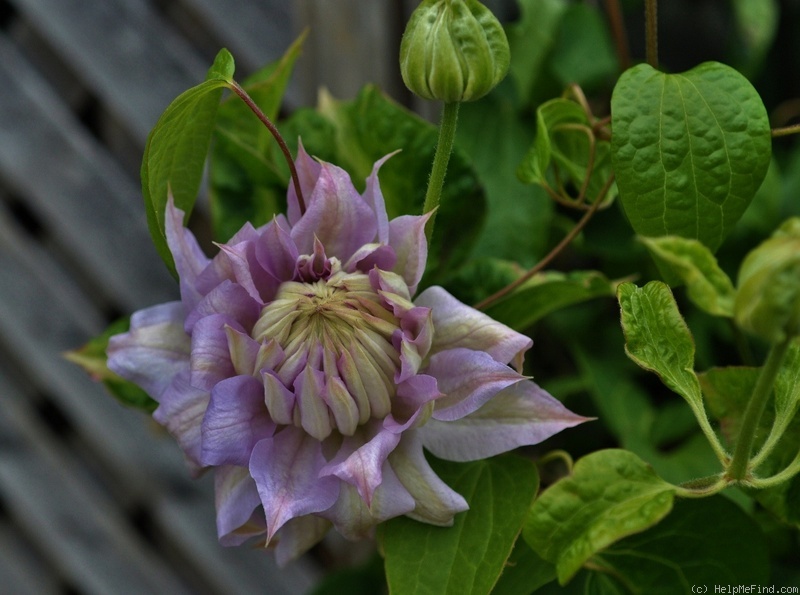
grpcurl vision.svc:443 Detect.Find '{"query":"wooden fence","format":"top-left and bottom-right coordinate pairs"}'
top-left (0, 1), bottom-right (418, 592)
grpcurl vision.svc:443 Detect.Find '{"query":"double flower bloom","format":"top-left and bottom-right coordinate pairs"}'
top-left (108, 145), bottom-right (587, 564)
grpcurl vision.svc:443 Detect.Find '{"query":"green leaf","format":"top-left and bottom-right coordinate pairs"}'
top-left (523, 449), bottom-right (676, 585)
top-left (491, 538), bottom-right (556, 595)
top-left (639, 235), bottom-right (736, 317)
top-left (210, 34), bottom-right (305, 241)
top-left (588, 497), bottom-right (770, 591)
top-left (64, 319), bottom-right (157, 413)
top-left (611, 62), bottom-right (771, 252)
top-left (617, 282), bottom-right (703, 410)
top-left (457, 94), bottom-right (553, 267)
top-left (483, 270), bottom-right (616, 332)
top-left (142, 49), bottom-right (234, 274)
top-left (548, 3), bottom-right (618, 90)
top-left (518, 98), bottom-right (616, 206)
top-left (506, 0), bottom-right (569, 106)
top-left (382, 455), bottom-right (538, 595)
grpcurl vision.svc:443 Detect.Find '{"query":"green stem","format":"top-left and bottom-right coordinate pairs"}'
top-left (644, 0), bottom-right (658, 69)
top-left (423, 101), bottom-right (460, 243)
top-left (727, 337), bottom-right (793, 481)
top-left (772, 123), bottom-right (800, 138)
top-left (474, 176), bottom-right (610, 310)
top-left (674, 473), bottom-right (728, 498)
top-left (750, 400), bottom-right (800, 470)
top-left (749, 450), bottom-right (800, 489)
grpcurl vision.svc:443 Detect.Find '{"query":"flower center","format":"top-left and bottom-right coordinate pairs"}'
top-left (251, 271), bottom-right (402, 439)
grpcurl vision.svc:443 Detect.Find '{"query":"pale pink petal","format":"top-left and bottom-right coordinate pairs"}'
top-left (201, 375), bottom-right (275, 466)
top-left (255, 217), bottom-right (299, 283)
top-left (165, 195), bottom-right (209, 310)
top-left (421, 381), bottom-right (592, 461)
top-left (343, 243), bottom-right (397, 274)
top-left (414, 286), bottom-right (532, 369)
top-left (214, 465), bottom-right (266, 546)
top-left (185, 280), bottom-right (261, 334)
top-left (322, 463), bottom-right (415, 540)
top-left (389, 213), bottom-right (430, 294)
top-left (249, 428), bottom-right (340, 543)
top-left (153, 369), bottom-right (209, 474)
top-left (287, 140), bottom-right (322, 225)
top-left (290, 162), bottom-right (377, 261)
top-left (425, 348), bottom-right (525, 421)
top-left (107, 302), bottom-right (190, 401)
top-left (321, 425), bottom-right (402, 507)
top-left (216, 240), bottom-right (278, 304)
top-left (388, 431), bottom-right (468, 525)
top-left (189, 314), bottom-right (240, 391)
top-left (384, 374), bottom-right (441, 433)
top-left (361, 152), bottom-right (398, 244)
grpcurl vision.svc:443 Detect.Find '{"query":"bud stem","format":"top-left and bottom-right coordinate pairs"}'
top-left (727, 335), bottom-right (793, 482)
top-left (423, 101), bottom-right (460, 243)
top-left (645, 0), bottom-right (658, 69)
top-left (229, 80), bottom-right (306, 214)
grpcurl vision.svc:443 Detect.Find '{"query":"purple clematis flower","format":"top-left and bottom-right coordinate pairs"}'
top-left (108, 144), bottom-right (588, 564)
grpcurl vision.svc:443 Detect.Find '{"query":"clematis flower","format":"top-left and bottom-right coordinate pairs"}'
top-left (108, 144), bottom-right (588, 564)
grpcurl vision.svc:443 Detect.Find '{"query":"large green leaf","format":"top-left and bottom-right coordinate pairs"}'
top-left (611, 62), bottom-right (771, 252)
top-left (483, 270), bottom-right (616, 332)
top-left (381, 455), bottom-right (538, 595)
top-left (523, 449), bottom-right (676, 585)
top-left (141, 49), bottom-right (235, 274)
top-left (640, 235), bottom-right (736, 317)
top-left (586, 497), bottom-right (769, 592)
top-left (210, 35), bottom-right (305, 242)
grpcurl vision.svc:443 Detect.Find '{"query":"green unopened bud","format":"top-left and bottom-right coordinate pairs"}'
top-left (400, 0), bottom-right (510, 102)
top-left (734, 218), bottom-right (800, 343)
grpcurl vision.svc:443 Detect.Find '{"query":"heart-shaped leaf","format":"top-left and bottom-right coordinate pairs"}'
top-left (611, 62), bottom-right (771, 251)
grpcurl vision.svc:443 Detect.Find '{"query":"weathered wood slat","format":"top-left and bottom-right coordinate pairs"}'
top-left (0, 368), bottom-right (195, 595)
top-left (179, 0), bottom-right (294, 72)
top-left (0, 36), bottom-right (177, 312)
top-left (8, 0), bottom-right (208, 145)
top-left (0, 518), bottom-right (61, 595)
top-left (291, 0), bottom-right (405, 104)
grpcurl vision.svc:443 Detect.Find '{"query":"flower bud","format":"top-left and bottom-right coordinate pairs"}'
top-left (400, 0), bottom-right (510, 102)
top-left (734, 218), bottom-right (800, 343)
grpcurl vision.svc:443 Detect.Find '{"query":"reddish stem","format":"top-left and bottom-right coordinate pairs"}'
top-left (229, 80), bottom-right (306, 214)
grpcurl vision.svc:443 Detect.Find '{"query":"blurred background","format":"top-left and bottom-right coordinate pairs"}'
top-left (0, 0), bottom-right (798, 593)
